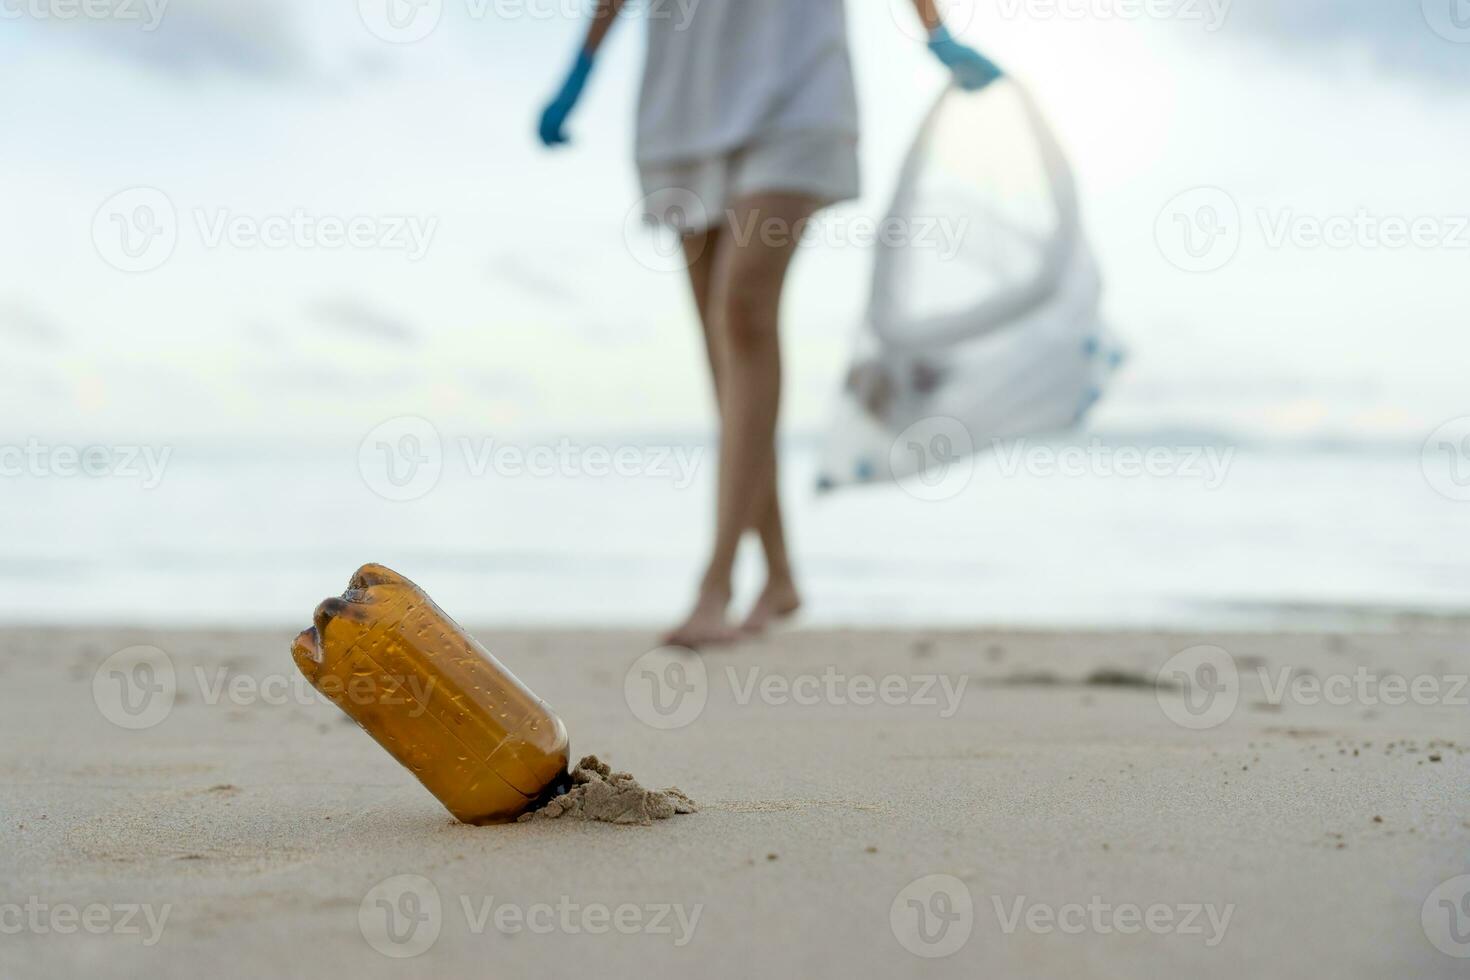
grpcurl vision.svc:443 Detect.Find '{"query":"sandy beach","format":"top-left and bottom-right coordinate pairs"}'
top-left (5, 625), bottom-right (1468, 978)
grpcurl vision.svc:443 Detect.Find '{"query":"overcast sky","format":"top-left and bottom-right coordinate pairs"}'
top-left (3, 0), bottom-right (1468, 445)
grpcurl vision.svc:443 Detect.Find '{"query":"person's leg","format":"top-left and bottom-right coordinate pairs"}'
top-left (664, 193), bottom-right (819, 648)
top-left (679, 227), bottom-right (802, 637)
top-left (667, 228), bottom-right (741, 646)
top-left (740, 484), bottom-right (799, 632)
top-left (680, 228), bottom-right (723, 386)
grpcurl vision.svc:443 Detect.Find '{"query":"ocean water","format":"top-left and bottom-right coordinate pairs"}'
top-left (2, 433), bottom-right (1467, 631)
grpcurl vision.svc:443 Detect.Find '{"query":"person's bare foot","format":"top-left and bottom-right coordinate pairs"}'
top-left (740, 579), bottom-right (802, 635)
top-left (662, 588), bottom-right (739, 649)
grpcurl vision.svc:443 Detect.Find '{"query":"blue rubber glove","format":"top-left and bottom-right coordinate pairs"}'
top-left (927, 25), bottom-right (1002, 92)
top-left (538, 50), bottom-right (595, 148)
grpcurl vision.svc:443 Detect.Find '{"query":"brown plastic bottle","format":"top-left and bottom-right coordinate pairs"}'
top-left (290, 563), bottom-right (570, 824)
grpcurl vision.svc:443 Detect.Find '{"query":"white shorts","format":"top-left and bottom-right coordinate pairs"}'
top-left (638, 128), bottom-right (861, 234)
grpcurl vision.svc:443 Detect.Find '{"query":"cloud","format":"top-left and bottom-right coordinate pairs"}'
top-left (309, 298), bottom-right (419, 346)
top-left (1220, 1), bottom-right (1470, 85)
top-left (18, 0), bottom-right (312, 79)
top-left (0, 302), bottom-right (67, 348)
top-left (487, 249), bottom-right (662, 347)
top-left (240, 320), bottom-right (286, 351)
top-left (490, 251), bottom-right (578, 306)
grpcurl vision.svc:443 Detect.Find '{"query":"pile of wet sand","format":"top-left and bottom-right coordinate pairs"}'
top-left (518, 755), bottom-right (699, 826)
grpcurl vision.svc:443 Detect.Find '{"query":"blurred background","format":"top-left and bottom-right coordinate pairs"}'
top-left (3, 0), bottom-right (1468, 627)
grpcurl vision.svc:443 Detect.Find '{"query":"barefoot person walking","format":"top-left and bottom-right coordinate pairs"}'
top-left (538, 0), bottom-right (1000, 647)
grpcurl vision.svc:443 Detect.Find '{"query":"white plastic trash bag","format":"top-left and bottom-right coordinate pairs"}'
top-left (817, 78), bottom-right (1123, 493)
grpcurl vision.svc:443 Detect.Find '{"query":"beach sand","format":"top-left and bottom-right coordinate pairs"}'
top-left (4, 626), bottom-right (1468, 978)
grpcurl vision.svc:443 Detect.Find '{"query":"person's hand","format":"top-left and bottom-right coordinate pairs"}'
top-left (538, 50), bottom-right (595, 147)
top-left (927, 25), bottom-right (1002, 92)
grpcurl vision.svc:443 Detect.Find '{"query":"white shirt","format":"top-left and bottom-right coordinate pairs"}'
top-left (636, 0), bottom-right (860, 165)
